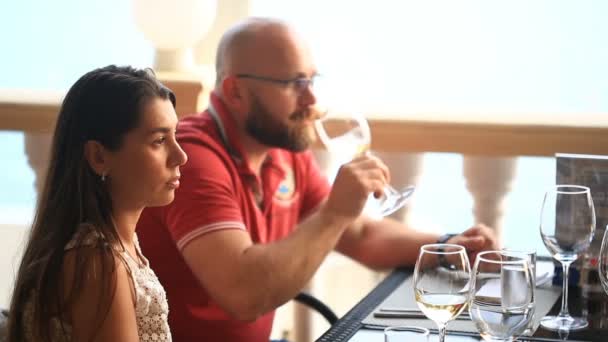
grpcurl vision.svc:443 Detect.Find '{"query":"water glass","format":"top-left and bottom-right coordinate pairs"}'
top-left (502, 249), bottom-right (537, 336)
top-left (470, 250), bottom-right (535, 341)
top-left (502, 249), bottom-right (537, 287)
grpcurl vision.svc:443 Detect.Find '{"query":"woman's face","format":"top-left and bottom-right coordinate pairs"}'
top-left (105, 97), bottom-right (187, 211)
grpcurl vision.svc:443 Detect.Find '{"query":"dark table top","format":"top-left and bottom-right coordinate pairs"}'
top-left (315, 265), bottom-right (608, 342)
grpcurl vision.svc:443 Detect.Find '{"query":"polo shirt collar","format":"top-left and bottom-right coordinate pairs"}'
top-left (207, 92), bottom-right (284, 179)
top-left (208, 92), bottom-right (242, 163)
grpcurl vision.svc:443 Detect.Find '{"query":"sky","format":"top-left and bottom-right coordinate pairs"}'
top-left (1, 1), bottom-right (607, 116)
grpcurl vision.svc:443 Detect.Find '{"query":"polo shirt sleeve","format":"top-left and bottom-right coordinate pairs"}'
top-left (164, 142), bottom-right (247, 251)
top-left (298, 151), bottom-right (331, 220)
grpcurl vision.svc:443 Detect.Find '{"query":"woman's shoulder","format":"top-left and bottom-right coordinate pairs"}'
top-left (61, 245), bottom-right (138, 341)
top-left (61, 224), bottom-right (127, 304)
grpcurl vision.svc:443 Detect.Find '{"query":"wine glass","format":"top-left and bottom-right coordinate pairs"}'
top-left (599, 227), bottom-right (608, 295)
top-left (314, 111), bottom-right (415, 217)
top-left (539, 184), bottom-right (595, 331)
top-left (414, 244), bottom-right (471, 342)
top-left (469, 250), bottom-right (535, 341)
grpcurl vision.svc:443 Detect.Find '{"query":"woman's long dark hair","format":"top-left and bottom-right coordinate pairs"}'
top-left (7, 65), bottom-right (176, 341)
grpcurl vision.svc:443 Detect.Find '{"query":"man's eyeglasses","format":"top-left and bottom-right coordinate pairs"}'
top-left (236, 74), bottom-right (317, 94)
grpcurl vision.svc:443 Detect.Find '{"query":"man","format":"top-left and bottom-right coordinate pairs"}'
top-left (137, 17), bottom-right (498, 342)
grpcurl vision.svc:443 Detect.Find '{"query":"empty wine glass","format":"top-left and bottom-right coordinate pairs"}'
top-left (314, 111), bottom-right (415, 217)
top-left (599, 227), bottom-right (608, 296)
top-left (470, 250), bottom-right (535, 341)
top-left (414, 244), bottom-right (471, 342)
top-left (539, 185), bottom-right (595, 331)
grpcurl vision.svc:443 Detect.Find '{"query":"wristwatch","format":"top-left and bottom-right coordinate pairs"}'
top-left (436, 233), bottom-right (457, 245)
top-left (436, 233), bottom-right (458, 268)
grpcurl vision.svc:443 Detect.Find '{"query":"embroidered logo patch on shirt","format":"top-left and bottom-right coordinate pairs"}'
top-left (275, 165), bottom-right (295, 201)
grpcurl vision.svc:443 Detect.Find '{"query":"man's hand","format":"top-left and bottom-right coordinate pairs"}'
top-left (322, 154), bottom-right (389, 224)
top-left (446, 224), bottom-right (499, 264)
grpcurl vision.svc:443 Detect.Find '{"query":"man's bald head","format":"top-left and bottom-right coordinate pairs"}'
top-left (214, 17), bottom-right (313, 89)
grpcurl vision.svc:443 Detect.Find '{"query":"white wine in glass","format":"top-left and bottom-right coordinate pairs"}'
top-left (415, 292), bottom-right (468, 324)
top-left (414, 244), bottom-right (471, 342)
top-left (314, 111), bottom-right (415, 217)
top-left (539, 184), bottom-right (595, 331)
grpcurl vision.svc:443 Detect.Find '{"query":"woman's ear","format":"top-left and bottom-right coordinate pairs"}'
top-left (83, 140), bottom-right (109, 177)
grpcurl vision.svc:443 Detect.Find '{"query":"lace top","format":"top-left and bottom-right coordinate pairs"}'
top-left (21, 227), bottom-right (172, 341)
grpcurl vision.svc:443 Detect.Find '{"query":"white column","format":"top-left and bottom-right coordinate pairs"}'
top-left (24, 132), bottom-right (53, 200)
top-left (192, 0), bottom-right (251, 110)
top-left (133, 0), bottom-right (218, 73)
top-left (463, 156), bottom-right (518, 243)
top-left (375, 151), bottom-right (424, 224)
top-left (194, 0), bottom-right (251, 66)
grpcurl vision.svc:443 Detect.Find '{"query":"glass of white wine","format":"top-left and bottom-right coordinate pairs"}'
top-left (470, 250), bottom-right (535, 341)
top-left (414, 244), bottom-right (471, 342)
top-left (539, 184), bottom-right (595, 331)
top-left (314, 111), bottom-right (415, 217)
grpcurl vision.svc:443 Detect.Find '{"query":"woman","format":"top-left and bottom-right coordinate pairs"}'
top-left (6, 65), bottom-right (187, 341)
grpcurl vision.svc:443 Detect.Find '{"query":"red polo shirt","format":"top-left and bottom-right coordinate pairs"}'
top-left (137, 93), bottom-right (330, 342)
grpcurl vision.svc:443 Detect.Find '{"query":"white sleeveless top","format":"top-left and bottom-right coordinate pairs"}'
top-left (22, 227), bottom-right (172, 341)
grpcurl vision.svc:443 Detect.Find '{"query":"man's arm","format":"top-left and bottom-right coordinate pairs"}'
top-left (336, 217), bottom-right (498, 269)
top-left (180, 155), bottom-right (389, 321)
top-left (182, 208), bottom-right (346, 321)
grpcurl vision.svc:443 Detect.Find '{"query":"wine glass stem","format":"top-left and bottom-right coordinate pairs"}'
top-left (559, 261), bottom-right (573, 317)
top-left (437, 323), bottom-right (447, 342)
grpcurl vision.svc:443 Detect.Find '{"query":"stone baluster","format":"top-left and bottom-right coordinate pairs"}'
top-left (375, 151), bottom-right (425, 224)
top-left (463, 156), bottom-right (518, 243)
top-left (24, 132), bottom-right (53, 201)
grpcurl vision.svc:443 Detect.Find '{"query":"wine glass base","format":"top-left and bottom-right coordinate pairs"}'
top-left (376, 186), bottom-right (415, 217)
top-left (364, 193), bottom-right (406, 219)
top-left (540, 315), bottom-right (588, 331)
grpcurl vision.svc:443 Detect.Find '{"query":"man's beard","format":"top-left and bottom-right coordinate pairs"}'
top-left (245, 95), bottom-right (314, 152)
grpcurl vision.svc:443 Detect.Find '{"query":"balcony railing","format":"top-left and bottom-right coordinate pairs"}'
top-left (2, 83), bottom-right (608, 341)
